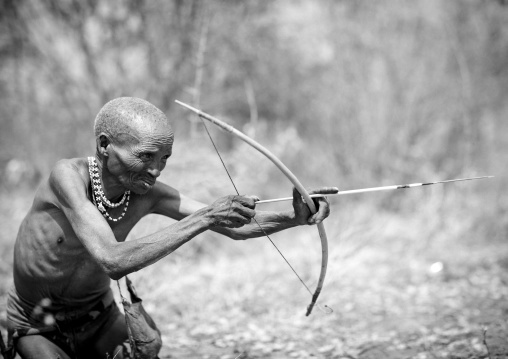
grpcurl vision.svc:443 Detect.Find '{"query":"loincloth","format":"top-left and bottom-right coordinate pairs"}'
top-left (7, 285), bottom-right (115, 339)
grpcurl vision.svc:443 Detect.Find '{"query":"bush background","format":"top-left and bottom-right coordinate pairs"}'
top-left (0, 1), bottom-right (507, 358)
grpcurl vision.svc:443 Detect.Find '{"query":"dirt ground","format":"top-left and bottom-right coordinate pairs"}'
top-left (146, 240), bottom-right (508, 359)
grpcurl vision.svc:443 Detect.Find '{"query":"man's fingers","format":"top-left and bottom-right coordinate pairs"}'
top-left (289, 187), bottom-right (335, 226)
top-left (220, 211), bottom-right (252, 228)
top-left (231, 200), bottom-right (256, 219)
top-left (235, 195), bottom-right (258, 209)
top-left (308, 196), bottom-right (331, 225)
top-left (232, 212), bottom-right (254, 225)
top-left (208, 195), bottom-right (257, 228)
top-left (236, 207), bottom-right (256, 220)
top-left (230, 196), bottom-right (256, 223)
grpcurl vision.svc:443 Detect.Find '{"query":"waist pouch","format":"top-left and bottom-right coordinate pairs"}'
top-left (120, 276), bottom-right (162, 359)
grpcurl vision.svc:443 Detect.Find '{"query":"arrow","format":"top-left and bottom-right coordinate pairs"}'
top-left (255, 176), bottom-right (494, 204)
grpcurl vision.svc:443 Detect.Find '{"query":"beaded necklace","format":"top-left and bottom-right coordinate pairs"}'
top-left (88, 157), bottom-right (130, 222)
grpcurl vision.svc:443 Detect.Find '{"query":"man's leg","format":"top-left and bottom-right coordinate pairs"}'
top-left (91, 308), bottom-right (128, 358)
top-left (75, 303), bottom-right (129, 359)
top-left (16, 334), bottom-right (71, 359)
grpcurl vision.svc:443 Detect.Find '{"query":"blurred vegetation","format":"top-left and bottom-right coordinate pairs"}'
top-left (1, 0), bottom-right (506, 179)
top-left (0, 1), bottom-right (507, 358)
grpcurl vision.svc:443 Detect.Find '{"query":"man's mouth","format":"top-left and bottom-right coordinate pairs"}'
top-left (140, 178), bottom-right (156, 188)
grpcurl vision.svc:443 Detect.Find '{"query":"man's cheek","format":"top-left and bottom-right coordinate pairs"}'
top-left (122, 158), bottom-right (145, 173)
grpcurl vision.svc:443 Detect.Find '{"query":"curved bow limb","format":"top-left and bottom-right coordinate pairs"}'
top-left (175, 100), bottom-right (328, 316)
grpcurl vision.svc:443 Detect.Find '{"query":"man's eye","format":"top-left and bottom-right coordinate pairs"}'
top-left (140, 154), bottom-right (152, 161)
top-left (161, 155), bottom-right (170, 162)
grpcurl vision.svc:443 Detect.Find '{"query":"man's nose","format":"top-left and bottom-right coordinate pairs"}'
top-left (147, 165), bottom-right (161, 178)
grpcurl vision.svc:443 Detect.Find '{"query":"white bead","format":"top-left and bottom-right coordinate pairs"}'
top-left (88, 156), bottom-right (130, 222)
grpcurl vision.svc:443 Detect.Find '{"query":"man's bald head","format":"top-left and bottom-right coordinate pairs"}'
top-left (94, 97), bottom-right (173, 145)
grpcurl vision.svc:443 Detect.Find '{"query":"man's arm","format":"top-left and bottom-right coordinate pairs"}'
top-left (150, 181), bottom-right (298, 239)
top-left (212, 210), bottom-right (299, 240)
top-left (49, 160), bottom-right (253, 279)
top-left (151, 183), bottom-right (333, 240)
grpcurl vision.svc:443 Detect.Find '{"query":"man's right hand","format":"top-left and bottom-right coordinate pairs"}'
top-left (204, 195), bottom-right (258, 228)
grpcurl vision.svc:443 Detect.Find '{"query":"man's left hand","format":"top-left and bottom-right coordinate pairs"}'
top-left (292, 187), bottom-right (338, 225)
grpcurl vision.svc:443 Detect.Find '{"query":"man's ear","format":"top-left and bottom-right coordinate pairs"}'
top-left (98, 134), bottom-right (110, 157)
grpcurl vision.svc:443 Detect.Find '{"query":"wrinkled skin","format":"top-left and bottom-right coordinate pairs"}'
top-left (96, 114), bottom-right (174, 197)
top-left (9, 99), bottom-right (336, 358)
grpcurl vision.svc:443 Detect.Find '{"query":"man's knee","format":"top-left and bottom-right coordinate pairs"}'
top-left (16, 334), bottom-right (71, 359)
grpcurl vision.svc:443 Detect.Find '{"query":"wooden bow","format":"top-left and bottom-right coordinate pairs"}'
top-left (175, 100), bottom-right (328, 316)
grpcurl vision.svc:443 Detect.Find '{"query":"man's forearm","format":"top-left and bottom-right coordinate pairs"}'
top-left (105, 208), bottom-right (211, 279)
top-left (101, 208), bottom-right (297, 278)
top-left (213, 210), bottom-right (299, 240)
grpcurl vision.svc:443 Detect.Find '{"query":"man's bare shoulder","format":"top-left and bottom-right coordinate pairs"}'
top-left (48, 158), bottom-right (90, 203)
top-left (49, 158), bottom-right (88, 184)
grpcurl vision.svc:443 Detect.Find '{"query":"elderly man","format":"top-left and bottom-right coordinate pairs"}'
top-left (6, 97), bottom-right (335, 358)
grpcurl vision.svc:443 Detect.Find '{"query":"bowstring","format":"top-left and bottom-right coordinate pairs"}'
top-left (199, 118), bottom-right (314, 297)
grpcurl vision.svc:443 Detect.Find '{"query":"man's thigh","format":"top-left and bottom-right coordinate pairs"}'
top-left (16, 334), bottom-right (72, 359)
top-left (81, 303), bottom-right (129, 358)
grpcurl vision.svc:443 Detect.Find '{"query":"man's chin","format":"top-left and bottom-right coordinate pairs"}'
top-left (130, 182), bottom-right (154, 195)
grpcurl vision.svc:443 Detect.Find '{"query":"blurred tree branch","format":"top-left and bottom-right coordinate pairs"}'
top-left (0, 0), bottom-right (505, 198)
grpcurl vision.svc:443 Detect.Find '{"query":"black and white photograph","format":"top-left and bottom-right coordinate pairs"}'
top-left (0, 1), bottom-right (505, 358)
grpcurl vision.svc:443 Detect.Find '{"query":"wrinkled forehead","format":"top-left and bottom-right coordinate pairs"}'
top-left (115, 115), bottom-right (174, 148)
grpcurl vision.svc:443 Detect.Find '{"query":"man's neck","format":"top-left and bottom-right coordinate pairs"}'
top-left (94, 156), bottom-right (127, 200)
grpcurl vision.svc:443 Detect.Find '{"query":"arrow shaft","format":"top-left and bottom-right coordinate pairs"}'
top-left (255, 176), bottom-right (493, 204)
